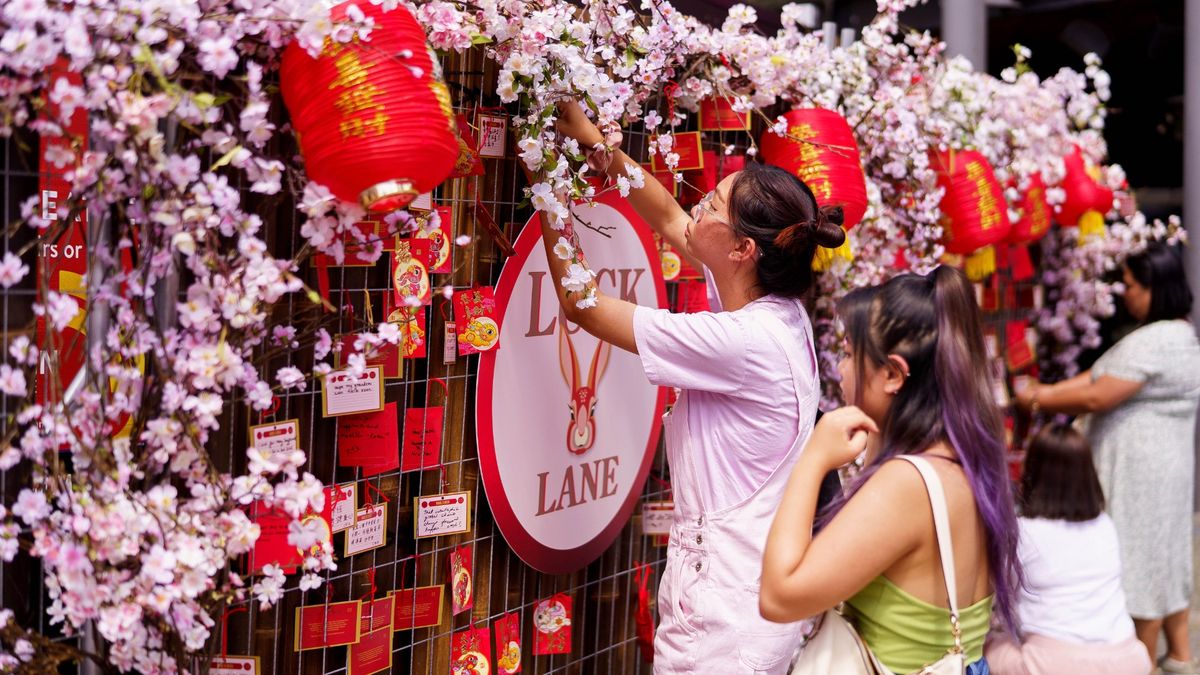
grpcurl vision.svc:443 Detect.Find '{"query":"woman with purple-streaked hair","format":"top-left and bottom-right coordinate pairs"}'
top-left (761, 266), bottom-right (1021, 675)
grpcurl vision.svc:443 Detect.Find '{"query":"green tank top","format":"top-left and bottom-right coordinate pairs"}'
top-left (844, 575), bottom-right (993, 673)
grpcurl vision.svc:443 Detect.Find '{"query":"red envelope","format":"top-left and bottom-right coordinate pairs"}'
top-left (449, 546), bottom-right (474, 615)
top-left (494, 612), bottom-right (523, 673)
top-left (415, 205), bottom-right (453, 274)
top-left (454, 287), bottom-right (499, 355)
top-left (532, 594), bottom-right (572, 655)
top-left (337, 402), bottom-right (399, 476)
top-left (392, 240), bottom-right (433, 308)
top-left (452, 627), bottom-right (492, 675)
top-left (451, 112), bottom-right (485, 178)
top-left (383, 295), bottom-right (427, 360)
top-left (294, 600), bottom-right (361, 651)
top-left (1006, 321), bottom-right (1036, 372)
top-left (401, 406), bottom-right (443, 472)
top-left (249, 502), bottom-right (301, 574)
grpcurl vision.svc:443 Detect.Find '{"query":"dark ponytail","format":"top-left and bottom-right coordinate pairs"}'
top-left (726, 163), bottom-right (847, 298)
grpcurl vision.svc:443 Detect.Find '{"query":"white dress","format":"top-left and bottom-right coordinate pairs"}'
top-left (1085, 319), bottom-right (1200, 618)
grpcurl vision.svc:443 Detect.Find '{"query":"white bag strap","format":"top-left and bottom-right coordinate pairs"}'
top-left (896, 455), bottom-right (964, 654)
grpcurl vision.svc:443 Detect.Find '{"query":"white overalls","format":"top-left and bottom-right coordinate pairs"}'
top-left (654, 312), bottom-right (818, 674)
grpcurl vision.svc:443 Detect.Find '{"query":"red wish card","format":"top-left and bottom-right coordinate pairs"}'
top-left (401, 406), bottom-right (443, 472)
top-left (699, 96), bottom-right (751, 131)
top-left (1006, 321), bottom-right (1037, 373)
top-left (249, 503), bottom-right (301, 574)
top-left (347, 622), bottom-right (392, 675)
top-left (337, 402), bottom-right (399, 476)
top-left (415, 205), bottom-right (453, 274)
top-left (532, 594), bottom-right (572, 655)
top-left (391, 585), bottom-right (444, 630)
top-left (392, 240), bottom-right (433, 308)
top-left (359, 594), bottom-right (395, 634)
top-left (294, 600), bottom-right (362, 651)
top-left (641, 163), bottom-right (678, 197)
top-left (651, 132), bottom-right (704, 173)
top-left (454, 287), bottom-right (499, 355)
top-left (494, 612), bottom-right (522, 674)
top-left (449, 545), bottom-right (474, 615)
top-left (452, 626), bottom-right (492, 675)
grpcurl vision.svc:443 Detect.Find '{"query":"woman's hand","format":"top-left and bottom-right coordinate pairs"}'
top-left (806, 407), bottom-right (879, 472)
top-left (555, 99), bottom-right (604, 147)
top-left (1014, 383), bottom-right (1039, 412)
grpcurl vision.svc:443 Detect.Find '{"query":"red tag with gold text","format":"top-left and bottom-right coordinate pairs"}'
top-left (415, 205), bottom-right (453, 274)
top-left (293, 601), bottom-right (361, 651)
top-left (392, 240), bottom-right (433, 308)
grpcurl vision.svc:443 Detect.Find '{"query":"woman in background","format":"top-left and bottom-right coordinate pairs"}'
top-left (985, 423), bottom-right (1150, 674)
top-left (1016, 242), bottom-right (1200, 673)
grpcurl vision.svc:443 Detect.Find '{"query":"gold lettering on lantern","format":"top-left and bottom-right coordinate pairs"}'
top-left (333, 83), bottom-right (385, 116)
top-left (327, 49), bottom-right (390, 140)
top-left (967, 161), bottom-right (1000, 231)
top-left (329, 51), bottom-right (370, 90)
top-left (789, 123), bottom-right (833, 201)
top-left (1028, 186), bottom-right (1049, 235)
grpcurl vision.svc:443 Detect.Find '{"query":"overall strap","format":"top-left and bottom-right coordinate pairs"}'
top-left (895, 455), bottom-right (964, 653)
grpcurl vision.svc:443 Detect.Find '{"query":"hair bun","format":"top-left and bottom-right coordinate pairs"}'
top-left (814, 205), bottom-right (846, 248)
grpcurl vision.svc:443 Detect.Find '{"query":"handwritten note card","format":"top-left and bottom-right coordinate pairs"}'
top-left (249, 419), bottom-right (299, 460)
top-left (344, 505), bottom-right (387, 556)
top-left (414, 491), bottom-right (472, 539)
top-left (477, 114), bottom-right (508, 158)
top-left (641, 502), bottom-right (675, 536)
top-left (324, 483), bottom-right (357, 533)
top-left (338, 402), bottom-right (399, 475)
top-left (210, 656), bottom-right (260, 675)
top-left (322, 366), bottom-right (384, 417)
top-left (400, 406), bottom-right (443, 473)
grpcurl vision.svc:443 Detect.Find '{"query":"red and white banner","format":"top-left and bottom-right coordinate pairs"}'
top-left (36, 59), bottom-right (89, 405)
top-left (476, 189), bottom-right (667, 573)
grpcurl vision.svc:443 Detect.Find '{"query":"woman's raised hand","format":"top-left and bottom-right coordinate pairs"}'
top-left (555, 100), bottom-right (604, 147)
top-left (807, 406), bottom-right (879, 471)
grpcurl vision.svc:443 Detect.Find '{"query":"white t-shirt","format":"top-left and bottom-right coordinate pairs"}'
top-left (1016, 514), bottom-right (1136, 644)
top-left (631, 289), bottom-right (818, 512)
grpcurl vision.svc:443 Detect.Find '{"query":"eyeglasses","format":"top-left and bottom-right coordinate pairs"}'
top-left (692, 190), bottom-right (731, 227)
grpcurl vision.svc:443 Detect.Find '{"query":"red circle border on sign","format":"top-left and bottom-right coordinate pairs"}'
top-left (475, 188), bottom-right (668, 575)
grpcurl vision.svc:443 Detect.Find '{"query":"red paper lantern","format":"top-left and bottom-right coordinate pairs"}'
top-left (1055, 146), bottom-right (1113, 227)
top-left (931, 149), bottom-right (1012, 255)
top-left (759, 108), bottom-right (868, 230)
top-left (281, 2), bottom-right (458, 212)
top-left (1007, 173), bottom-right (1053, 245)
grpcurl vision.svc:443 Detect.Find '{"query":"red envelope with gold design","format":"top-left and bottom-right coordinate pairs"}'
top-left (392, 240), bottom-right (432, 308)
top-left (415, 204), bottom-right (453, 274)
top-left (449, 545), bottom-right (474, 615)
top-left (454, 287), bottom-right (498, 355)
top-left (494, 612), bottom-right (522, 673)
top-left (532, 594), bottom-right (572, 655)
top-left (451, 626), bottom-right (491, 675)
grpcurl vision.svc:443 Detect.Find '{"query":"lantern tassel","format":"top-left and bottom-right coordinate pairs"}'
top-left (812, 227), bottom-right (853, 272)
top-left (964, 246), bottom-right (996, 282)
top-left (1078, 210), bottom-right (1107, 243)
